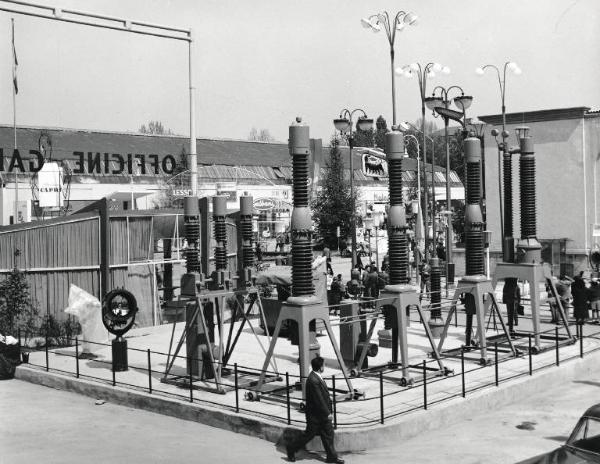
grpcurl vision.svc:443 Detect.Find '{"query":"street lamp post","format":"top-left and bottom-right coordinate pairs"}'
top-left (361, 10), bottom-right (418, 126)
top-left (424, 86), bottom-right (473, 293)
top-left (364, 216), bottom-right (373, 264)
top-left (398, 62), bottom-right (450, 260)
top-left (475, 62), bottom-right (522, 262)
top-left (333, 109), bottom-right (374, 269)
top-left (373, 212), bottom-right (382, 271)
top-left (403, 132), bottom-right (422, 286)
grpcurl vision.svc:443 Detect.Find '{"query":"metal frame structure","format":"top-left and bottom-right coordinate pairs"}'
top-left (0, 0), bottom-right (198, 196)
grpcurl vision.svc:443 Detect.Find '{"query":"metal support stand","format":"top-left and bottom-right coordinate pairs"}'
top-left (353, 284), bottom-right (448, 386)
top-left (437, 275), bottom-right (518, 365)
top-left (255, 295), bottom-right (355, 401)
top-left (492, 262), bottom-right (574, 352)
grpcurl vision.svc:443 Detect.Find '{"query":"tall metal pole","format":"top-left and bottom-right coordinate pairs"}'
top-left (421, 103), bottom-right (428, 261)
top-left (444, 117), bottom-right (452, 266)
top-left (188, 33), bottom-right (197, 197)
top-left (349, 134), bottom-right (357, 269)
top-left (12, 18), bottom-right (18, 224)
top-left (431, 137), bottom-right (436, 250)
top-left (390, 45), bottom-right (396, 126)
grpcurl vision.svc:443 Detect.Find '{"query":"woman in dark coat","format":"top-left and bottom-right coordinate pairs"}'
top-left (571, 275), bottom-right (589, 324)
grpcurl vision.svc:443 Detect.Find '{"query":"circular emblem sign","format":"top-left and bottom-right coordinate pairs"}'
top-left (253, 198), bottom-right (275, 211)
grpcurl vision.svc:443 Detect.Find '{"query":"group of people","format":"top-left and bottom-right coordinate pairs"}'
top-left (502, 272), bottom-right (600, 330)
top-left (549, 273), bottom-right (600, 325)
top-left (326, 262), bottom-right (389, 309)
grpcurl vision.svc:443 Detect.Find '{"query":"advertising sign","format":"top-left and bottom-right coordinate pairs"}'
top-left (37, 161), bottom-right (62, 208)
top-left (361, 153), bottom-right (388, 177)
top-left (253, 197), bottom-right (275, 211)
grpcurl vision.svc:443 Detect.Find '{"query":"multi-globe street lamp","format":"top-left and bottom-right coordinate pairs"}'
top-left (400, 120), bottom-right (437, 264)
top-left (361, 10), bottom-right (418, 126)
top-left (475, 61), bottom-right (522, 262)
top-left (424, 86), bottom-right (473, 291)
top-left (333, 109), bottom-right (374, 268)
top-left (398, 62), bottom-right (450, 260)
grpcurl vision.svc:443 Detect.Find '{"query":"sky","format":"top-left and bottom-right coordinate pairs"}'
top-left (0, 0), bottom-right (597, 144)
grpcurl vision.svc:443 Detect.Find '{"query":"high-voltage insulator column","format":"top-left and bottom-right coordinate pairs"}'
top-left (438, 137), bottom-right (516, 365)
top-left (238, 195), bottom-right (255, 286)
top-left (503, 149), bottom-right (515, 263)
top-left (161, 196), bottom-right (225, 392)
top-left (493, 128), bottom-right (574, 352)
top-left (212, 195), bottom-right (231, 289)
top-left (255, 117), bottom-right (354, 400)
top-left (364, 128), bottom-right (446, 384)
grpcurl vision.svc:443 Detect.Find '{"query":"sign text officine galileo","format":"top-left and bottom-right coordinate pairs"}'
top-left (0, 149), bottom-right (177, 175)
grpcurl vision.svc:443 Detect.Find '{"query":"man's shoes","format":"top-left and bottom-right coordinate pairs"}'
top-left (286, 446), bottom-right (295, 462)
top-left (326, 458), bottom-right (344, 464)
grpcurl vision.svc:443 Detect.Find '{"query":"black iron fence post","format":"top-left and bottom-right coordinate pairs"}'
top-left (528, 334), bottom-right (532, 375)
top-left (75, 337), bottom-right (79, 378)
top-left (580, 325), bottom-right (584, 358)
top-left (234, 363), bottom-right (239, 413)
top-left (286, 372), bottom-right (291, 425)
top-left (555, 327), bottom-right (560, 367)
top-left (494, 342), bottom-right (499, 386)
top-left (147, 349), bottom-right (152, 394)
top-left (112, 365), bottom-right (116, 386)
top-left (423, 360), bottom-right (427, 410)
top-left (332, 375), bottom-right (337, 429)
top-left (379, 371), bottom-right (384, 424)
top-left (454, 306), bottom-right (458, 328)
top-left (189, 370), bottom-right (193, 403)
top-left (461, 346), bottom-right (465, 398)
top-left (45, 334), bottom-right (49, 371)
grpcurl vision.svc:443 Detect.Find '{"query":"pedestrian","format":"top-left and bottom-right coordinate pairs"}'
top-left (276, 232), bottom-right (285, 253)
top-left (555, 274), bottom-right (573, 319)
top-left (363, 265), bottom-right (380, 299)
top-left (502, 277), bottom-right (521, 335)
top-left (326, 257), bottom-right (334, 276)
top-left (436, 241), bottom-right (446, 262)
top-left (286, 356), bottom-right (344, 464)
top-left (346, 269), bottom-right (363, 299)
top-left (329, 275), bottom-right (345, 313)
top-left (255, 241), bottom-right (263, 262)
top-left (419, 261), bottom-right (431, 303)
top-left (381, 254), bottom-right (390, 273)
top-left (588, 278), bottom-right (600, 323)
top-left (571, 275), bottom-right (589, 325)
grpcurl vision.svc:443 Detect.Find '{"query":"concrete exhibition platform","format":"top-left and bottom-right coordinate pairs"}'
top-left (14, 294), bottom-right (600, 452)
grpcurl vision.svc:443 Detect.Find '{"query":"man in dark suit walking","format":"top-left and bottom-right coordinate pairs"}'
top-left (286, 356), bottom-right (343, 463)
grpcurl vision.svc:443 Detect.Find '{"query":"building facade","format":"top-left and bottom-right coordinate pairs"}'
top-left (479, 106), bottom-right (600, 275)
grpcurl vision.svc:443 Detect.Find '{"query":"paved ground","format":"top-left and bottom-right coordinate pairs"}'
top-left (1, 372), bottom-right (596, 464)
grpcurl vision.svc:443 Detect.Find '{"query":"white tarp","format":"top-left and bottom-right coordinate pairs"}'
top-left (63, 284), bottom-right (108, 355)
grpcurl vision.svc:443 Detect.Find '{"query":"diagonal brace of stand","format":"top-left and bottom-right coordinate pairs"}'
top-left (162, 294), bottom-right (225, 393)
top-left (359, 285), bottom-right (447, 384)
top-left (437, 276), bottom-right (517, 364)
top-left (493, 262), bottom-right (574, 351)
top-left (255, 295), bottom-right (353, 400)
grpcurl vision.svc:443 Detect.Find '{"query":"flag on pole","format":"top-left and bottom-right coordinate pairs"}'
top-left (11, 18), bottom-right (18, 94)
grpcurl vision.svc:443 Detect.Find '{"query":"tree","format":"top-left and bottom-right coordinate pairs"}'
top-left (374, 115), bottom-right (388, 149)
top-left (139, 120), bottom-right (174, 135)
top-left (352, 120), bottom-right (374, 148)
top-left (0, 250), bottom-right (39, 337)
top-left (248, 127), bottom-right (275, 143)
top-left (311, 138), bottom-right (358, 249)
